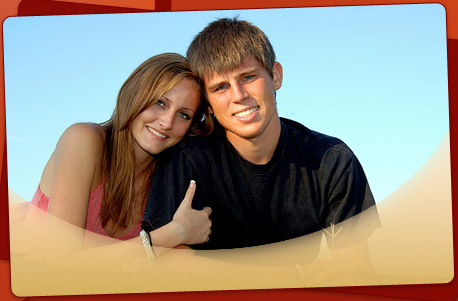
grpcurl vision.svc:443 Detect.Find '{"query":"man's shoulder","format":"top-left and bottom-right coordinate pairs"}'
top-left (281, 117), bottom-right (354, 156)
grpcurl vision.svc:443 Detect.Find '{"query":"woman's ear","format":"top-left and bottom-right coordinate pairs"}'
top-left (272, 61), bottom-right (283, 90)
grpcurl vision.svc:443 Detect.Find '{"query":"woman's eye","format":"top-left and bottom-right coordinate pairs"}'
top-left (156, 100), bottom-right (165, 107)
top-left (178, 112), bottom-right (191, 120)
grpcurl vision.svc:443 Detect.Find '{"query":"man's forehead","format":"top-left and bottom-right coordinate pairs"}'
top-left (203, 70), bottom-right (229, 85)
top-left (203, 56), bottom-right (264, 84)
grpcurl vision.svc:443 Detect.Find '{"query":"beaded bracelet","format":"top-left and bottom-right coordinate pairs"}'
top-left (140, 229), bottom-right (156, 261)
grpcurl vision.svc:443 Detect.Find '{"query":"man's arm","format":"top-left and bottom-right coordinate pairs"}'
top-left (320, 150), bottom-right (381, 282)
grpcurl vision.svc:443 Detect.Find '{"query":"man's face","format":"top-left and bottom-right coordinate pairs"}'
top-left (204, 56), bottom-right (283, 143)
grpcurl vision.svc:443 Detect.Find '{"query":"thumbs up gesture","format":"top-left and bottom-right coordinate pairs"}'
top-left (172, 180), bottom-right (212, 245)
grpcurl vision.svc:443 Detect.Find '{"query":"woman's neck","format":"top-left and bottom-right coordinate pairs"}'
top-left (135, 155), bottom-right (155, 179)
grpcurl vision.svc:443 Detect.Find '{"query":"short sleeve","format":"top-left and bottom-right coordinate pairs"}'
top-left (324, 152), bottom-right (381, 249)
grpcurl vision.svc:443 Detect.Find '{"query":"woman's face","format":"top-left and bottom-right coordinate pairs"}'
top-left (131, 78), bottom-right (200, 159)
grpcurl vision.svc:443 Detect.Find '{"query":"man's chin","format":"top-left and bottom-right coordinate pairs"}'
top-left (225, 127), bottom-right (263, 141)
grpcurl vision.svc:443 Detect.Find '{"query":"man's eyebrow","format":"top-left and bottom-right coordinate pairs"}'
top-left (207, 80), bottom-right (225, 92)
top-left (238, 67), bottom-right (259, 77)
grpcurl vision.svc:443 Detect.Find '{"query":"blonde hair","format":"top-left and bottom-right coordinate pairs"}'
top-left (100, 53), bottom-right (212, 230)
top-left (186, 17), bottom-right (276, 81)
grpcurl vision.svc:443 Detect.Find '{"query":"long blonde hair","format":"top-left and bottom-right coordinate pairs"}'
top-left (100, 53), bottom-right (212, 230)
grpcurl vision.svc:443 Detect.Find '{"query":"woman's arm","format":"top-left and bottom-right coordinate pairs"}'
top-left (22, 123), bottom-right (211, 260)
top-left (80, 181), bottom-right (211, 256)
top-left (147, 180), bottom-right (212, 248)
top-left (37, 123), bottom-right (104, 255)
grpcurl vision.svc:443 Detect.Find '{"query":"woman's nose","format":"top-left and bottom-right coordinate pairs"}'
top-left (159, 111), bottom-right (174, 130)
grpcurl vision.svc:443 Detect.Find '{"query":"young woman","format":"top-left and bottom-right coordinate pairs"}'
top-left (30, 53), bottom-right (213, 248)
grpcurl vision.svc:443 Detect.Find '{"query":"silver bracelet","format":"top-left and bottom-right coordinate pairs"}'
top-left (140, 229), bottom-right (156, 261)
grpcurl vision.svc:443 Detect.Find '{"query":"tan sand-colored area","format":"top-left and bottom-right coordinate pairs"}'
top-left (8, 134), bottom-right (454, 296)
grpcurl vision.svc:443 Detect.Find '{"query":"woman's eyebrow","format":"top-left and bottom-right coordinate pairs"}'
top-left (180, 107), bottom-right (195, 114)
top-left (159, 95), bottom-right (170, 102)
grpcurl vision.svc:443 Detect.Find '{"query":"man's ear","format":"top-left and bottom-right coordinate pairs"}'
top-left (272, 61), bottom-right (283, 90)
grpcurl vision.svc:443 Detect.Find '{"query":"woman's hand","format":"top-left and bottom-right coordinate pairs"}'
top-left (171, 181), bottom-right (212, 245)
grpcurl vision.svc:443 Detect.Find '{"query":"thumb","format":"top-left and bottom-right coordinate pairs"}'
top-left (180, 180), bottom-right (196, 208)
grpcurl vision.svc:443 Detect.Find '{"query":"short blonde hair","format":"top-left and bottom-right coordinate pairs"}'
top-left (186, 17), bottom-right (276, 81)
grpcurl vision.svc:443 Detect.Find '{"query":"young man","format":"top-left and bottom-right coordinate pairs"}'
top-left (142, 18), bottom-right (379, 255)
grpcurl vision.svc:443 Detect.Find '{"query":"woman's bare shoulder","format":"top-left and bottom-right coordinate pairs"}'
top-left (40, 123), bottom-right (106, 195)
top-left (57, 122), bottom-right (106, 177)
top-left (60, 123), bottom-right (105, 147)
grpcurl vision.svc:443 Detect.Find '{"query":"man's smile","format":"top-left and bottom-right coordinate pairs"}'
top-left (233, 106), bottom-right (260, 118)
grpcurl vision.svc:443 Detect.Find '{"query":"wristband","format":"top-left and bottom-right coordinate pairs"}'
top-left (140, 229), bottom-right (156, 261)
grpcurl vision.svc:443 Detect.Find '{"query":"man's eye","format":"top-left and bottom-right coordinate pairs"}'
top-left (215, 84), bottom-right (228, 92)
top-left (244, 75), bottom-right (255, 81)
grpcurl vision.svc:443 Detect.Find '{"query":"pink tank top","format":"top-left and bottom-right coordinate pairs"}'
top-left (30, 183), bottom-right (142, 240)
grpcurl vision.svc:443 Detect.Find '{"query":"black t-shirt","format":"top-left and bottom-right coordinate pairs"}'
top-left (142, 118), bottom-right (379, 250)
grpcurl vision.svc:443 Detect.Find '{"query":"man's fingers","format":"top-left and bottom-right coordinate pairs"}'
top-left (180, 180), bottom-right (196, 208)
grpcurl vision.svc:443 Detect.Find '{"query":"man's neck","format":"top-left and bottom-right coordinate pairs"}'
top-left (225, 118), bottom-right (282, 165)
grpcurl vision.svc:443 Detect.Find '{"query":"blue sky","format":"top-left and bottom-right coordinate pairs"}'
top-left (3, 4), bottom-right (449, 202)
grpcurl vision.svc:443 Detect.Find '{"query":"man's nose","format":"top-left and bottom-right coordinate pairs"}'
top-left (232, 82), bottom-right (248, 103)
